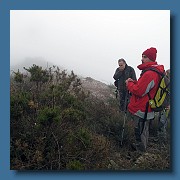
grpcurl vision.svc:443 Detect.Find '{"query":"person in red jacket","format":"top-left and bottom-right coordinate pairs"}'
top-left (125, 47), bottom-right (165, 152)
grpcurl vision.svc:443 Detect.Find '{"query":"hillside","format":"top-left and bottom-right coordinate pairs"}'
top-left (10, 63), bottom-right (170, 171)
top-left (81, 77), bottom-right (115, 101)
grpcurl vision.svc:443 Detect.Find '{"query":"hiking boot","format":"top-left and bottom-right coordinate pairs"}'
top-left (158, 131), bottom-right (167, 143)
top-left (138, 142), bottom-right (146, 152)
top-left (131, 143), bottom-right (138, 151)
top-left (131, 142), bottom-right (146, 152)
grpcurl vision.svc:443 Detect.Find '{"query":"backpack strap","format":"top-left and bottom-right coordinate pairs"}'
top-left (142, 68), bottom-right (160, 122)
top-left (145, 68), bottom-right (170, 94)
top-left (142, 67), bottom-right (165, 77)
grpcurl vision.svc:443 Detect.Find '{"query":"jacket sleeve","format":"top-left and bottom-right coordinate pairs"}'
top-left (127, 71), bottom-right (156, 97)
top-left (130, 67), bottom-right (137, 81)
top-left (113, 68), bottom-right (123, 80)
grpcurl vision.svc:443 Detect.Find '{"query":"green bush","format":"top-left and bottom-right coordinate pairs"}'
top-left (37, 107), bottom-right (62, 125)
top-left (66, 160), bottom-right (84, 170)
top-left (61, 107), bottom-right (86, 123)
top-left (11, 92), bottom-right (30, 119)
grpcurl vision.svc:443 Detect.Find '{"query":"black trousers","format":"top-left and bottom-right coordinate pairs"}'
top-left (119, 90), bottom-right (127, 112)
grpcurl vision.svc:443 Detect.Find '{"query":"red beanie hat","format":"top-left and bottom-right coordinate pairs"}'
top-left (142, 47), bottom-right (157, 61)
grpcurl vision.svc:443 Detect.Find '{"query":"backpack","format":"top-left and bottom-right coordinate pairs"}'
top-left (145, 68), bottom-right (170, 112)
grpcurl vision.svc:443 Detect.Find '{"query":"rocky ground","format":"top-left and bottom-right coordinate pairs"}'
top-left (107, 133), bottom-right (171, 171)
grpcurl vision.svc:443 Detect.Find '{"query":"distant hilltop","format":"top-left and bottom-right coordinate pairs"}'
top-left (81, 77), bottom-right (116, 101)
top-left (10, 58), bottom-right (116, 102)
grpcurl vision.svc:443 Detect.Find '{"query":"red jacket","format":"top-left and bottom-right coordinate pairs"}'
top-left (127, 62), bottom-right (165, 119)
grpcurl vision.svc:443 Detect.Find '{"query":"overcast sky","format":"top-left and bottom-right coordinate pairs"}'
top-left (10, 10), bottom-right (170, 84)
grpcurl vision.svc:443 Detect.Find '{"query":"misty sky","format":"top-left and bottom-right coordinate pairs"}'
top-left (10, 10), bottom-right (170, 84)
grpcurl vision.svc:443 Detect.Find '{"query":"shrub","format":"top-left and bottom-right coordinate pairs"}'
top-left (37, 107), bottom-right (62, 125)
top-left (66, 160), bottom-right (84, 170)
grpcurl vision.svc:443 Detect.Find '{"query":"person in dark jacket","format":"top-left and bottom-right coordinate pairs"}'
top-left (113, 58), bottom-right (137, 112)
top-left (125, 47), bottom-right (165, 152)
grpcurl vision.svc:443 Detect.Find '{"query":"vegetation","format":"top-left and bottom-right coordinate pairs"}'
top-left (10, 64), bottom-right (170, 170)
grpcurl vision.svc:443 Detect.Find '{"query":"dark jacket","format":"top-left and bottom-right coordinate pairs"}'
top-left (113, 65), bottom-right (137, 92)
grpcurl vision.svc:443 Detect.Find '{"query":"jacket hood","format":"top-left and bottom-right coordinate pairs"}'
top-left (137, 62), bottom-right (165, 73)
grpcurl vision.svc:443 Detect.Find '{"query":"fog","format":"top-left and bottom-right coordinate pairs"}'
top-left (10, 10), bottom-right (170, 84)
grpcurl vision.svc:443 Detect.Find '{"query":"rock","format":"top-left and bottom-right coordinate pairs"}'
top-left (108, 160), bottom-right (119, 170)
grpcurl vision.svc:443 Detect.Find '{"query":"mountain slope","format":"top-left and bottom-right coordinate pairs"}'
top-left (81, 77), bottom-right (116, 101)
